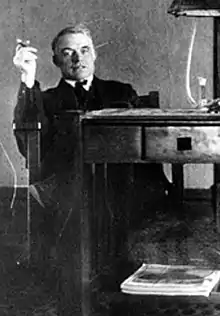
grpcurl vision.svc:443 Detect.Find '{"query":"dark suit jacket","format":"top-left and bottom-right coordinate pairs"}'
top-left (13, 75), bottom-right (139, 179)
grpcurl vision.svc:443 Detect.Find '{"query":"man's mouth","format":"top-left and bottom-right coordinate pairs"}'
top-left (72, 64), bottom-right (85, 70)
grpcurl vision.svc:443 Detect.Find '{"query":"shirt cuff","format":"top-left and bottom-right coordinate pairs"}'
top-left (21, 72), bottom-right (35, 89)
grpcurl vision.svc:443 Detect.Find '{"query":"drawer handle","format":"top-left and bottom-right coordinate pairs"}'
top-left (177, 137), bottom-right (192, 151)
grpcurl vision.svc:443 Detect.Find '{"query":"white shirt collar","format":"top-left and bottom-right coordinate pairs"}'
top-left (65, 74), bottom-right (93, 91)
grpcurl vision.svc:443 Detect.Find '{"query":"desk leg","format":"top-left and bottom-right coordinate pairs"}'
top-left (212, 164), bottom-right (220, 232)
top-left (170, 164), bottom-right (190, 264)
top-left (171, 164), bottom-right (184, 217)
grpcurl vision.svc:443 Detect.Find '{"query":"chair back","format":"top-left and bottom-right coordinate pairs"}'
top-left (138, 91), bottom-right (159, 108)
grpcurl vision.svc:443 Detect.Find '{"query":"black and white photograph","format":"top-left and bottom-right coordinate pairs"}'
top-left (1, 0), bottom-right (220, 315)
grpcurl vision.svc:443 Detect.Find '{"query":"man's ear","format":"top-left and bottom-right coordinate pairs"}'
top-left (52, 55), bottom-right (60, 67)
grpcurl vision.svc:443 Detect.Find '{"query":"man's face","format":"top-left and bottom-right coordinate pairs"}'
top-left (54, 32), bottom-right (96, 81)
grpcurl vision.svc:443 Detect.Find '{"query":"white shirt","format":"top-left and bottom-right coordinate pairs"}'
top-left (65, 74), bottom-right (93, 91)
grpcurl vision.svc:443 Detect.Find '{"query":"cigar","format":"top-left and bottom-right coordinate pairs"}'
top-left (16, 39), bottom-right (30, 47)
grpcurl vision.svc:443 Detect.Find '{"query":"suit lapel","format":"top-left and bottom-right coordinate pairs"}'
top-left (56, 79), bottom-right (78, 111)
top-left (89, 76), bottom-right (107, 110)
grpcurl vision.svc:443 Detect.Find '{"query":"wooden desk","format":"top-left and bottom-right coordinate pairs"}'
top-left (55, 108), bottom-right (220, 316)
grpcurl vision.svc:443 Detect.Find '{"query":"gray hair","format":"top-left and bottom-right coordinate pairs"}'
top-left (51, 23), bottom-right (94, 52)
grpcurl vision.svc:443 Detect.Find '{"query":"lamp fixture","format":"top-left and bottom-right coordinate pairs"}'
top-left (168, 0), bottom-right (220, 17)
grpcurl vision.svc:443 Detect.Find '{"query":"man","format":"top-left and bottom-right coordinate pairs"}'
top-left (13, 22), bottom-right (170, 208)
top-left (13, 24), bottom-right (139, 181)
top-left (13, 24), bottom-right (171, 270)
top-left (12, 24), bottom-right (142, 270)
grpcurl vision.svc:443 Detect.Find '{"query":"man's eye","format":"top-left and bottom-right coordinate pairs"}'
top-left (81, 47), bottom-right (90, 54)
top-left (62, 50), bottom-right (73, 57)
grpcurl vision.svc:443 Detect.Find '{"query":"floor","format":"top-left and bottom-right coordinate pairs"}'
top-left (0, 188), bottom-right (56, 316)
top-left (112, 296), bottom-right (220, 316)
top-left (0, 188), bottom-right (220, 315)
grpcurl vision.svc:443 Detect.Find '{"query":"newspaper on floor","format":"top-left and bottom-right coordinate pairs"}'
top-left (120, 264), bottom-right (220, 297)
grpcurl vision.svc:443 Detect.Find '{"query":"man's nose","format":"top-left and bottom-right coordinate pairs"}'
top-left (71, 51), bottom-right (81, 63)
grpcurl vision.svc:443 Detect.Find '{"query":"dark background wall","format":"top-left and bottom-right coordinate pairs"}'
top-left (0, 0), bottom-right (213, 187)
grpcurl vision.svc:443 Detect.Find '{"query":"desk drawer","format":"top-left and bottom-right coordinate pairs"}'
top-left (144, 126), bottom-right (220, 163)
top-left (83, 126), bottom-right (142, 163)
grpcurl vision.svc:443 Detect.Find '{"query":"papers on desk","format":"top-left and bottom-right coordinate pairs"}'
top-left (84, 108), bottom-right (210, 117)
top-left (120, 264), bottom-right (220, 297)
top-left (83, 108), bottom-right (220, 121)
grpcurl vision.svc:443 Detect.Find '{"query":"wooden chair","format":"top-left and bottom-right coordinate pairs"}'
top-left (13, 122), bottom-right (41, 264)
top-left (138, 91), bottom-right (160, 108)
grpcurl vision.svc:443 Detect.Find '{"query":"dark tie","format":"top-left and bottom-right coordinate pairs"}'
top-left (75, 80), bottom-right (88, 110)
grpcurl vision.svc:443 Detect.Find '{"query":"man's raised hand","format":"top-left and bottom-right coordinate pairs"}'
top-left (13, 39), bottom-right (38, 88)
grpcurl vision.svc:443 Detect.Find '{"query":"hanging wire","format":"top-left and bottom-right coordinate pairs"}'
top-left (0, 141), bottom-right (18, 210)
top-left (185, 1), bottom-right (216, 107)
top-left (186, 19), bottom-right (197, 106)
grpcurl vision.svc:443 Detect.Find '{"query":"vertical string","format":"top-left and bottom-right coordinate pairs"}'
top-left (186, 20), bottom-right (197, 107)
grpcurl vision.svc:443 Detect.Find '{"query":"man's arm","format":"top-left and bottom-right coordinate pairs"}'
top-left (13, 81), bottom-right (49, 158)
top-left (14, 81), bottom-right (42, 122)
top-left (13, 41), bottom-right (48, 159)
